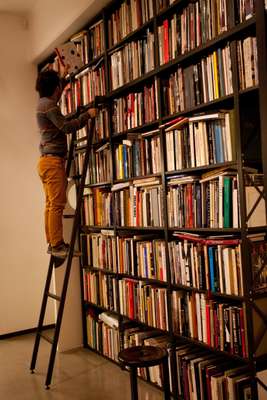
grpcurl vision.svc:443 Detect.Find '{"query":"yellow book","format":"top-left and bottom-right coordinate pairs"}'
top-left (213, 51), bottom-right (219, 99)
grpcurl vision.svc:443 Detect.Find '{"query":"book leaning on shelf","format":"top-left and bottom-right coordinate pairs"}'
top-left (175, 344), bottom-right (252, 400)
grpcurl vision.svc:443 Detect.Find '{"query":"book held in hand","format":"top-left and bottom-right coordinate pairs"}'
top-left (55, 42), bottom-right (83, 74)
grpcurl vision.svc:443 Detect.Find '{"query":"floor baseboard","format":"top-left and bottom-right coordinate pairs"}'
top-left (0, 324), bottom-right (55, 340)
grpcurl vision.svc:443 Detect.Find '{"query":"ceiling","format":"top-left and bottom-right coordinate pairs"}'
top-left (0, 0), bottom-right (36, 14)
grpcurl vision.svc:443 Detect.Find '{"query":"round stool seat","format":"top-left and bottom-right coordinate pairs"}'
top-left (118, 345), bottom-right (168, 368)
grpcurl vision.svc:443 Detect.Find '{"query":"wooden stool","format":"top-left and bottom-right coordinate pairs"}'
top-left (118, 345), bottom-right (171, 400)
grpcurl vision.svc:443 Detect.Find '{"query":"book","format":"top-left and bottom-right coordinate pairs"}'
top-left (55, 41), bottom-right (83, 74)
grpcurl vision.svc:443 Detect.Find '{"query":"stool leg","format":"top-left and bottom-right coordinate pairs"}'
top-left (162, 358), bottom-right (171, 400)
top-left (130, 367), bottom-right (138, 400)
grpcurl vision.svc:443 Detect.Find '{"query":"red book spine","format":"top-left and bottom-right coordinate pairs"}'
top-left (163, 19), bottom-right (169, 64)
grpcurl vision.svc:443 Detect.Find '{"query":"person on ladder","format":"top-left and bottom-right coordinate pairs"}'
top-left (35, 67), bottom-right (97, 259)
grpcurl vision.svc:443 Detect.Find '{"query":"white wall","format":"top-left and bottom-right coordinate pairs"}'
top-left (0, 13), bottom-right (55, 335)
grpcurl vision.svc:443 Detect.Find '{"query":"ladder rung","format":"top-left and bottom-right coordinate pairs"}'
top-left (40, 332), bottom-right (54, 345)
top-left (47, 292), bottom-right (61, 301)
top-left (63, 214), bottom-right (75, 218)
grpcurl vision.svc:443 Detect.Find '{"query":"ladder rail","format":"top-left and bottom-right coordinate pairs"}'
top-left (30, 256), bottom-right (55, 372)
top-left (44, 118), bottom-right (95, 388)
top-left (30, 118), bottom-right (95, 388)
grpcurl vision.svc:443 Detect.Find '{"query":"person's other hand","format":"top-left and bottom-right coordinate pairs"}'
top-left (88, 108), bottom-right (98, 118)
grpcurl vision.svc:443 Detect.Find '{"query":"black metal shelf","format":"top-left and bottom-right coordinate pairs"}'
top-left (165, 161), bottom-right (238, 177)
top-left (111, 119), bottom-right (161, 138)
top-left (161, 94), bottom-right (235, 122)
top-left (84, 181), bottom-right (111, 188)
top-left (173, 333), bottom-right (249, 364)
top-left (107, 18), bottom-right (154, 54)
top-left (115, 226), bottom-right (165, 231)
top-left (83, 266), bottom-right (117, 275)
top-left (171, 283), bottom-right (245, 301)
top-left (119, 273), bottom-right (168, 286)
top-left (109, 69), bottom-right (157, 98)
top-left (113, 173), bottom-right (161, 185)
top-left (81, 225), bottom-right (115, 233)
top-left (168, 227), bottom-right (242, 233)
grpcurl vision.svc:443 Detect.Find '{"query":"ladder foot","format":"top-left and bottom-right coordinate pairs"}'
top-left (30, 370), bottom-right (35, 374)
top-left (45, 386), bottom-right (50, 390)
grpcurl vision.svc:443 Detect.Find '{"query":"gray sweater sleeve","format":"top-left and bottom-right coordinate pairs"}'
top-left (46, 104), bottom-right (90, 133)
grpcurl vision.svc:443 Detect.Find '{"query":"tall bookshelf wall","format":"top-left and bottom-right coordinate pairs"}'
top-left (40, 1), bottom-right (267, 399)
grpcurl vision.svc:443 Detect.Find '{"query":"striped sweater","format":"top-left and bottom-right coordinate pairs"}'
top-left (36, 96), bottom-right (90, 157)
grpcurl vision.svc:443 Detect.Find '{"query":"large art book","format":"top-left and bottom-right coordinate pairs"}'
top-left (55, 42), bottom-right (83, 74)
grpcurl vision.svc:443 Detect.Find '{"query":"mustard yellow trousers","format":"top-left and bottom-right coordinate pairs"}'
top-left (37, 155), bottom-right (67, 247)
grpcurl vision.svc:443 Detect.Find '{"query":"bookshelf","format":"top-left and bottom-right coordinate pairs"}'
top-left (39, 0), bottom-right (267, 398)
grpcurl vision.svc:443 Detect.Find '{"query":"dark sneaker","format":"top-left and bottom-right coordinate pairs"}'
top-left (47, 244), bottom-right (52, 254)
top-left (51, 242), bottom-right (70, 258)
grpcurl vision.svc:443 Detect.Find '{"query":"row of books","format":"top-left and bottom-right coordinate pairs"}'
top-left (162, 44), bottom-right (233, 116)
top-left (88, 144), bottom-right (112, 184)
top-left (84, 275), bottom-right (247, 358)
top-left (81, 173), bottom-right (265, 229)
top-left (158, 0), bottom-right (228, 65)
top-left (165, 111), bottom-right (235, 171)
top-left (175, 342), bottom-right (252, 399)
top-left (60, 63), bottom-right (106, 115)
top-left (80, 230), bottom-right (244, 297)
top-left (86, 310), bottom-right (120, 361)
top-left (119, 279), bottom-right (169, 330)
top-left (81, 232), bottom-right (116, 272)
top-left (87, 308), bottom-right (253, 398)
top-left (172, 291), bottom-right (248, 357)
top-left (108, 0), bottom-right (154, 47)
top-left (83, 188), bottom-right (113, 227)
top-left (169, 232), bottom-right (243, 296)
top-left (75, 108), bottom-right (109, 146)
top-left (83, 271), bottom-right (118, 311)
top-left (68, 20), bottom-right (105, 66)
top-left (72, 64), bottom-right (106, 109)
top-left (75, 144), bottom-right (111, 185)
top-left (112, 78), bottom-right (159, 133)
top-left (81, 173), bottom-right (265, 230)
top-left (114, 132), bottom-right (162, 179)
top-left (113, 179), bottom-right (163, 227)
top-left (237, 36), bottom-right (258, 90)
top-left (110, 29), bottom-right (155, 90)
top-left (167, 172), bottom-right (239, 229)
top-left (81, 232), bottom-right (167, 281)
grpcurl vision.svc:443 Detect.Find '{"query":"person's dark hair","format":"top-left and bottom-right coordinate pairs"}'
top-left (35, 69), bottom-right (60, 97)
